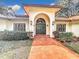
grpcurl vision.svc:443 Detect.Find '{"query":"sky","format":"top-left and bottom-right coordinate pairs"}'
top-left (0, 0), bottom-right (57, 15)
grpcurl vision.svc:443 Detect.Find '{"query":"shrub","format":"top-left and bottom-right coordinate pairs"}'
top-left (72, 36), bottom-right (79, 42)
top-left (72, 36), bottom-right (78, 42)
top-left (77, 37), bottom-right (79, 41)
top-left (53, 31), bottom-right (59, 38)
top-left (59, 32), bottom-right (73, 42)
top-left (0, 31), bottom-right (29, 41)
top-left (66, 42), bottom-right (79, 54)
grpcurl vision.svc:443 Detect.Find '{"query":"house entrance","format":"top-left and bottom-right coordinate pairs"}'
top-left (36, 18), bottom-right (46, 34)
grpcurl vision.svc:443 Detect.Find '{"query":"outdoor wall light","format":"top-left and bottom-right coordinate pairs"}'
top-left (52, 24), bottom-right (54, 25)
top-left (47, 25), bottom-right (48, 26)
top-left (30, 21), bottom-right (32, 25)
top-left (52, 21), bottom-right (55, 25)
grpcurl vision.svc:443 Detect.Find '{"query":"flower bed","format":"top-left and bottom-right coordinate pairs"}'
top-left (65, 42), bottom-right (79, 54)
top-left (53, 31), bottom-right (73, 42)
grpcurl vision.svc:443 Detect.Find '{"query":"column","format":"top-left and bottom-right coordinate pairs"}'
top-left (32, 19), bottom-right (35, 37)
top-left (29, 14), bottom-right (35, 38)
top-left (49, 13), bottom-right (55, 38)
top-left (50, 19), bottom-right (52, 37)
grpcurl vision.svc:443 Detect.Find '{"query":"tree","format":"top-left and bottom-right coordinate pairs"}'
top-left (57, 0), bottom-right (69, 7)
top-left (0, 6), bottom-right (15, 17)
top-left (56, 0), bottom-right (79, 17)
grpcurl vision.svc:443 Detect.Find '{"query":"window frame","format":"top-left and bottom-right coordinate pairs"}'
top-left (13, 23), bottom-right (26, 31)
top-left (56, 24), bottom-right (66, 32)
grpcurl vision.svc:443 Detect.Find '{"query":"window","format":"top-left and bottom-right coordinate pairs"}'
top-left (56, 24), bottom-right (66, 32)
top-left (14, 23), bottom-right (26, 31)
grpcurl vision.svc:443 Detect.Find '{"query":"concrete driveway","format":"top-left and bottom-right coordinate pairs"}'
top-left (28, 35), bottom-right (79, 59)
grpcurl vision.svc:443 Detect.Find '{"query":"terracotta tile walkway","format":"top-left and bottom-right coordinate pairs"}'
top-left (28, 35), bottom-right (79, 59)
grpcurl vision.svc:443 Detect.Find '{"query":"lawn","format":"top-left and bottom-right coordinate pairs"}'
top-left (0, 40), bottom-right (33, 54)
top-left (65, 42), bottom-right (79, 54)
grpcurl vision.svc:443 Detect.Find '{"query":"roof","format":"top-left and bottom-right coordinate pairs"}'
top-left (0, 15), bottom-right (29, 20)
top-left (56, 17), bottom-right (68, 20)
top-left (69, 15), bottom-right (79, 20)
top-left (56, 15), bottom-right (79, 22)
top-left (24, 4), bottom-right (62, 8)
top-left (15, 15), bottom-right (29, 17)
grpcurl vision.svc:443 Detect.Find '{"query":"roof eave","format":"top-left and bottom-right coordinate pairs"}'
top-left (24, 4), bottom-right (62, 8)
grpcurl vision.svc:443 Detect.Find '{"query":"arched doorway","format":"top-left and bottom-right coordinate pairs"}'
top-left (36, 18), bottom-right (46, 34)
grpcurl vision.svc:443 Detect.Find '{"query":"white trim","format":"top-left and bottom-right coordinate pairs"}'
top-left (33, 12), bottom-right (50, 36)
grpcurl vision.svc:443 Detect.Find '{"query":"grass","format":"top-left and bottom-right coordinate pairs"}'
top-left (0, 40), bottom-right (33, 55)
top-left (65, 42), bottom-right (79, 54)
top-left (0, 40), bottom-right (33, 59)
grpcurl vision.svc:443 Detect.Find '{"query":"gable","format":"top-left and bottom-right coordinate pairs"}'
top-left (24, 4), bottom-right (61, 15)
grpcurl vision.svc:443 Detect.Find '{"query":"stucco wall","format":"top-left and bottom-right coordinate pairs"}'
top-left (24, 6), bottom-right (60, 14)
top-left (71, 23), bottom-right (79, 37)
top-left (34, 13), bottom-right (50, 35)
top-left (55, 21), bottom-right (79, 37)
top-left (24, 6), bottom-right (60, 37)
top-left (0, 19), bottom-right (29, 32)
top-left (0, 19), bottom-right (7, 31)
top-left (9, 19), bottom-right (29, 32)
top-left (55, 21), bottom-right (72, 32)
top-left (1, 18), bottom-right (79, 37)
top-left (28, 11), bottom-right (55, 37)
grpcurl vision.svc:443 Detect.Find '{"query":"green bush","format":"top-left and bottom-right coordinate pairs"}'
top-left (0, 31), bottom-right (29, 41)
top-left (66, 42), bottom-right (79, 54)
top-left (59, 32), bottom-right (73, 42)
top-left (53, 31), bottom-right (60, 38)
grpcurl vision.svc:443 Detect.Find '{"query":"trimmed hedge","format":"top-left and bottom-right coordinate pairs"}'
top-left (59, 32), bottom-right (73, 42)
top-left (66, 42), bottom-right (79, 54)
top-left (53, 31), bottom-right (73, 42)
top-left (0, 31), bottom-right (29, 41)
top-left (53, 31), bottom-right (59, 38)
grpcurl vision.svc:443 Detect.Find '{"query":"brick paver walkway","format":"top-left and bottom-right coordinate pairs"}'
top-left (28, 35), bottom-right (79, 59)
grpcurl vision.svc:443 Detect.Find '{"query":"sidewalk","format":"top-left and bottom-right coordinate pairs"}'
top-left (28, 35), bottom-right (79, 59)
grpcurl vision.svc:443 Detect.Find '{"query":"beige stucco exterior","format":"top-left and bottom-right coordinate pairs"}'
top-left (34, 13), bottom-right (50, 35)
top-left (1, 5), bottom-right (79, 37)
top-left (71, 24), bottom-right (79, 37)
top-left (55, 21), bottom-right (72, 32)
top-left (1, 16), bottom-right (79, 37)
top-left (24, 5), bottom-right (61, 37)
top-left (56, 16), bottom-right (79, 37)
top-left (0, 18), bottom-right (29, 32)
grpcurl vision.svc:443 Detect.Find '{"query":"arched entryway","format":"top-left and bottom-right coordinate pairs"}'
top-left (36, 18), bottom-right (46, 34)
